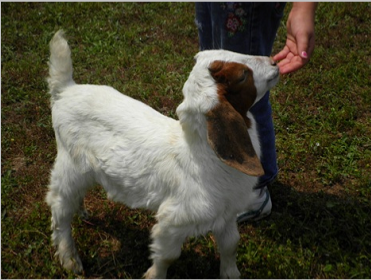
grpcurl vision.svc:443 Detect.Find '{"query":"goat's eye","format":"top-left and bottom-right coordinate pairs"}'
top-left (237, 70), bottom-right (248, 83)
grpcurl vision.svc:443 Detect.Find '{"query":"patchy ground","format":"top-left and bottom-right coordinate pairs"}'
top-left (2, 2), bottom-right (370, 278)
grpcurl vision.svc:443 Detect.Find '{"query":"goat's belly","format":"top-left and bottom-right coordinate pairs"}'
top-left (101, 180), bottom-right (163, 211)
top-left (95, 152), bottom-right (178, 211)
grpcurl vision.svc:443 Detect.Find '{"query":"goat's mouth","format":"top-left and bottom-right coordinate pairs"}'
top-left (268, 68), bottom-right (280, 83)
top-left (268, 73), bottom-right (279, 85)
top-left (268, 76), bottom-right (277, 82)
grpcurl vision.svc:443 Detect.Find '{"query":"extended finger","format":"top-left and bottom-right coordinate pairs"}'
top-left (278, 56), bottom-right (307, 74)
top-left (273, 46), bottom-right (290, 62)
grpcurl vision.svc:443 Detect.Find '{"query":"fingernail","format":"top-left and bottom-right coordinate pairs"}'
top-left (301, 51), bottom-right (308, 58)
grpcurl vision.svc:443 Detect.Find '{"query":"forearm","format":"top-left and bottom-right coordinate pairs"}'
top-left (291, 2), bottom-right (318, 18)
top-left (287, 2), bottom-right (317, 36)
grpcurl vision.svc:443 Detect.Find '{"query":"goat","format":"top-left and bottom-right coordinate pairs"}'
top-left (45, 30), bottom-right (279, 278)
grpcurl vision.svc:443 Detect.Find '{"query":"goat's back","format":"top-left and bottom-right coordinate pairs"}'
top-left (52, 84), bottom-right (185, 204)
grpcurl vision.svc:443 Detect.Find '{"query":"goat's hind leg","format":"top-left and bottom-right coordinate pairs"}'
top-left (46, 155), bottom-right (90, 274)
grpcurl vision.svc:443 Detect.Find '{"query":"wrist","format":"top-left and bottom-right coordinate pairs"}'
top-left (287, 2), bottom-right (317, 31)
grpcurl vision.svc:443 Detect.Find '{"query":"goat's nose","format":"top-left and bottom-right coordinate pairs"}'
top-left (269, 57), bottom-right (277, 66)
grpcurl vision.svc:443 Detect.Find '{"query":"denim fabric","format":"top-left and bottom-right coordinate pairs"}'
top-left (195, 2), bottom-right (286, 188)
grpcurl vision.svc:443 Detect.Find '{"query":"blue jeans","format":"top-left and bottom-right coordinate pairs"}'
top-left (195, 2), bottom-right (286, 188)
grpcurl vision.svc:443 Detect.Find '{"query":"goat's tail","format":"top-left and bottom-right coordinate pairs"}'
top-left (47, 30), bottom-right (75, 102)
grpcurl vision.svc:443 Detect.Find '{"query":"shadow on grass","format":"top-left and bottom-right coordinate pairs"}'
top-left (73, 213), bottom-right (152, 279)
top-left (267, 181), bottom-right (371, 253)
top-left (73, 211), bottom-right (220, 279)
top-left (68, 181), bottom-right (370, 279)
top-left (237, 181), bottom-right (371, 278)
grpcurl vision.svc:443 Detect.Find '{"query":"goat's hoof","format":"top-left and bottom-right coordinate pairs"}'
top-left (143, 267), bottom-right (156, 279)
top-left (61, 256), bottom-right (84, 275)
top-left (220, 267), bottom-right (240, 279)
top-left (143, 265), bottom-right (166, 279)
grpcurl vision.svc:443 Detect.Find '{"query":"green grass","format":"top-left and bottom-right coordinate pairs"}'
top-left (2, 2), bottom-right (371, 279)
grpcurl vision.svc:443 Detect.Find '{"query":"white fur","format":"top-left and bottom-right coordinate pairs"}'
top-left (45, 30), bottom-right (279, 278)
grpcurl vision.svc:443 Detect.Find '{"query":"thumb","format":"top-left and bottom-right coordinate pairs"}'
top-left (296, 32), bottom-right (310, 59)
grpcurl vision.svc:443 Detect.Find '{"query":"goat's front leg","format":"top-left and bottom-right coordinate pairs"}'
top-left (144, 223), bottom-right (186, 279)
top-left (213, 220), bottom-right (241, 279)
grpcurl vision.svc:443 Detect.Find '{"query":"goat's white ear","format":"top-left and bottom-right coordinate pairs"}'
top-left (206, 101), bottom-right (264, 176)
top-left (206, 60), bottom-right (264, 177)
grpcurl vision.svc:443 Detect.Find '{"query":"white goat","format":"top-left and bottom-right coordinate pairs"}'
top-left (45, 30), bottom-right (279, 278)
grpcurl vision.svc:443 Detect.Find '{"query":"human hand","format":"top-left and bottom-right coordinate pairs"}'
top-left (273, 3), bottom-right (317, 74)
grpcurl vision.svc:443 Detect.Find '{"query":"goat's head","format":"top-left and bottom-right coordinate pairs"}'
top-left (177, 50), bottom-right (279, 176)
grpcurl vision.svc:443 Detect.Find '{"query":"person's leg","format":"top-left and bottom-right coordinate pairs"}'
top-left (195, 2), bottom-right (214, 51)
top-left (250, 93), bottom-right (278, 188)
top-left (248, 3), bottom-right (285, 189)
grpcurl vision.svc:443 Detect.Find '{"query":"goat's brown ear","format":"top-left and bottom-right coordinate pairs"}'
top-left (206, 99), bottom-right (264, 177)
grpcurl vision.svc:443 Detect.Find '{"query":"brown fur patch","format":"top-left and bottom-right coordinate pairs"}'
top-left (208, 61), bottom-right (257, 127)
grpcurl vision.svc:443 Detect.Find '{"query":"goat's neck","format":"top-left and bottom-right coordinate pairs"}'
top-left (176, 106), bottom-right (208, 146)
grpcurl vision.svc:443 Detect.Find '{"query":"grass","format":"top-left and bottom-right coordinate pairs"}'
top-left (1, 2), bottom-right (370, 279)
